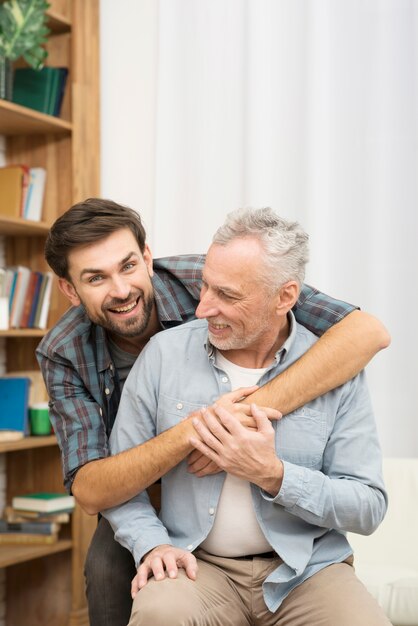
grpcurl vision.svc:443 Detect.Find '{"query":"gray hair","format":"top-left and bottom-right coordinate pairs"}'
top-left (212, 207), bottom-right (309, 290)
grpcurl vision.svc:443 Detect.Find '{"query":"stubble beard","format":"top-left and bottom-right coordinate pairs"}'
top-left (83, 289), bottom-right (155, 338)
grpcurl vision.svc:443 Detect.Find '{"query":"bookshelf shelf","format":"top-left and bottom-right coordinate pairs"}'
top-left (0, 329), bottom-right (48, 338)
top-left (0, 216), bottom-right (51, 236)
top-left (47, 9), bottom-right (72, 34)
top-left (0, 435), bottom-right (57, 454)
top-left (0, 538), bottom-right (72, 569)
top-left (0, 100), bottom-right (72, 136)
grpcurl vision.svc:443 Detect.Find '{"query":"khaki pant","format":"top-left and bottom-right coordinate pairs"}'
top-left (128, 549), bottom-right (392, 626)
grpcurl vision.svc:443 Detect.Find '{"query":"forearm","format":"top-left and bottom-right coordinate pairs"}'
top-left (246, 310), bottom-right (390, 415)
top-left (72, 417), bottom-right (197, 514)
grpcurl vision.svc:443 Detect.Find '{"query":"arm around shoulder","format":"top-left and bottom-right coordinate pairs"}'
top-left (247, 309), bottom-right (390, 416)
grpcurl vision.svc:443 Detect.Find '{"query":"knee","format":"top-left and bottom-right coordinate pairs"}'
top-left (129, 578), bottom-right (196, 626)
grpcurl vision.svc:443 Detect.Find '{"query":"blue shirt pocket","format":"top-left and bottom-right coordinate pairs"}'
top-left (156, 393), bottom-right (207, 433)
top-left (275, 407), bottom-right (328, 468)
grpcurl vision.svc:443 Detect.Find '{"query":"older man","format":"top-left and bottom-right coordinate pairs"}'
top-left (105, 208), bottom-right (390, 626)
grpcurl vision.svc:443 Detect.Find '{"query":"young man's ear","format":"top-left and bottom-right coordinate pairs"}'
top-left (58, 278), bottom-right (81, 307)
top-left (143, 244), bottom-right (154, 277)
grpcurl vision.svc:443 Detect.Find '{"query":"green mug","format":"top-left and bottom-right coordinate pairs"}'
top-left (29, 402), bottom-right (51, 436)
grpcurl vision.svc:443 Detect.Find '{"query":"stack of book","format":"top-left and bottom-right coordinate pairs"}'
top-left (12, 66), bottom-right (69, 117)
top-left (0, 164), bottom-right (47, 222)
top-left (0, 493), bottom-right (75, 545)
top-left (0, 266), bottom-right (53, 329)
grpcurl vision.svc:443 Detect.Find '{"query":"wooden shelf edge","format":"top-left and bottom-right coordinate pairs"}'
top-left (0, 99), bottom-right (72, 136)
top-left (0, 215), bottom-right (51, 236)
top-left (0, 329), bottom-right (48, 338)
top-left (47, 9), bottom-right (72, 33)
top-left (0, 435), bottom-right (57, 454)
top-left (0, 538), bottom-right (72, 568)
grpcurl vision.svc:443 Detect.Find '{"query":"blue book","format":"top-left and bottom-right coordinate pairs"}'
top-left (0, 377), bottom-right (30, 435)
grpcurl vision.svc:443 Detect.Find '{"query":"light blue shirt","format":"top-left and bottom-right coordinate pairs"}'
top-left (104, 314), bottom-right (387, 612)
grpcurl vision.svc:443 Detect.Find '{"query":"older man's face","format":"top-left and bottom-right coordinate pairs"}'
top-left (195, 237), bottom-right (281, 357)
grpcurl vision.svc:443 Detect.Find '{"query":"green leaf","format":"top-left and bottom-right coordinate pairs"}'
top-left (0, 0), bottom-right (51, 69)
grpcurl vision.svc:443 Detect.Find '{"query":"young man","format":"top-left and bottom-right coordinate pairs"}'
top-left (36, 198), bottom-right (390, 626)
top-left (105, 208), bottom-right (390, 626)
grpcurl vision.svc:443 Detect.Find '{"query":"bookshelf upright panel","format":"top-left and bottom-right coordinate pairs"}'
top-left (0, 1), bottom-right (100, 624)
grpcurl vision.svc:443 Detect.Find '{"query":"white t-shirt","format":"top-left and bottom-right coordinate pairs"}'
top-left (200, 351), bottom-right (272, 557)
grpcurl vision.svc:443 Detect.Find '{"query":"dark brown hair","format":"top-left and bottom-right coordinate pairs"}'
top-left (45, 198), bottom-right (147, 279)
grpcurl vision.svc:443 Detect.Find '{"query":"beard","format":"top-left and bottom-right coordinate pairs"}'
top-left (207, 311), bottom-right (272, 352)
top-left (82, 288), bottom-right (155, 338)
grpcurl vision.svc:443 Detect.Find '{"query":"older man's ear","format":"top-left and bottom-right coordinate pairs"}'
top-left (275, 281), bottom-right (300, 316)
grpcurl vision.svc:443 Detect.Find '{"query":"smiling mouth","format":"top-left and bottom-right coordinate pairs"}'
top-left (107, 296), bottom-right (140, 314)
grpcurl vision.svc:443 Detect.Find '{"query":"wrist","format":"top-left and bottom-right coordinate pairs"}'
top-left (257, 457), bottom-right (284, 497)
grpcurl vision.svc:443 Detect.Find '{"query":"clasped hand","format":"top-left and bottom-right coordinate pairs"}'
top-left (187, 386), bottom-right (281, 478)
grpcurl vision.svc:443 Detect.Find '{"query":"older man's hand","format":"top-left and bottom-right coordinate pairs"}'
top-left (187, 387), bottom-right (281, 477)
top-left (131, 544), bottom-right (198, 598)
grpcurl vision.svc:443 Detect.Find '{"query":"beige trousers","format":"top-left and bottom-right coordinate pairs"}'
top-left (128, 549), bottom-right (392, 626)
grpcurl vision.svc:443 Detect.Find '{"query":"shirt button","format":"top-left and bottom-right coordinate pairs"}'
top-left (109, 363), bottom-right (113, 371)
top-left (221, 376), bottom-right (228, 383)
top-left (187, 544), bottom-right (193, 550)
top-left (99, 408), bottom-right (103, 416)
top-left (209, 507), bottom-right (215, 515)
top-left (105, 388), bottom-right (110, 395)
top-left (176, 402), bottom-right (183, 410)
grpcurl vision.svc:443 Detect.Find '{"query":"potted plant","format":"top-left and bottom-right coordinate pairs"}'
top-left (0, 0), bottom-right (50, 100)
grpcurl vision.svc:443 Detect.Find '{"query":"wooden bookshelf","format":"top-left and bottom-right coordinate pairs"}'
top-left (0, 435), bottom-right (57, 454)
top-left (0, 100), bottom-right (72, 135)
top-left (0, 1), bottom-right (100, 624)
top-left (0, 539), bottom-right (72, 569)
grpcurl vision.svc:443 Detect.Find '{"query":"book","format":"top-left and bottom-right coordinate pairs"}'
top-left (52, 68), bottom-right (69, 116)
top-left (9, 265), bottom-right (31, 328)
top-left (4, 370), bottom-right (48, 405)
top-left (19, 270), bottom-right (39, 328)
top-left (12, 67), bottom-right (69, 117)
top-left (4, 506), bottom-right (70, 524)
top-left (0, 431), bottom-right (25, 442)
top-left (0, 519), bottom-right (60, 535)
top-left (0, 165), bottom-right (29, 218)
top-left (34, 271), bottom-right (53, 329)
top-left (12, 493), bottom-right (75, 514)
top-left (0, 532), bottom-right (58, 545)
top-left (24, 167), bottom-right (47, 221)
top-left (0, 376), bottom-right (31, 435)
top-left (12, 67), bottom-right (56, 115)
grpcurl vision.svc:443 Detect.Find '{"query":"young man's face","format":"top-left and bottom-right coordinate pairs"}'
top-left (59, 228), bottom-right (155, 339)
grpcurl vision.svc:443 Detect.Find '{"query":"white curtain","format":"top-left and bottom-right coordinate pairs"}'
top-left (100, 0), bottom-right (418, 456)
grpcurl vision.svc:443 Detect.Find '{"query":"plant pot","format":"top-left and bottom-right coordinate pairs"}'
top-left (0, 56), bottom-right (13, 100)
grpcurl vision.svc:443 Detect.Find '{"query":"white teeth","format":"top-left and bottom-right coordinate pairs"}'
top-left (112, 301), bottom-right (137, 313)
top-left (212, 323), bottom-right (228, 329)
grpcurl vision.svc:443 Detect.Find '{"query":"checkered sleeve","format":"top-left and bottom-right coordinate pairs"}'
top-left (293, 284), bottom-right (358, 336)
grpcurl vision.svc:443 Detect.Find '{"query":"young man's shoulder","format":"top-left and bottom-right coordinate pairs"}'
top-left (37, 305), bottom-right (94, 356)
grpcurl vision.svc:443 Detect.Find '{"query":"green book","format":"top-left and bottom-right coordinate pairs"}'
top-left (12, 492), bottom-right (75, 513)
top-left (12, 67), bottom-right (58, 115)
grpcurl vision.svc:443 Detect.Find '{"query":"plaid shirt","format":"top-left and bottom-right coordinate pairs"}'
top-left (36, 255), bottom-right (356, 491)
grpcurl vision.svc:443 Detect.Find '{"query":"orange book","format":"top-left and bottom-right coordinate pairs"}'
top-left (0, 165), bottom-right (29, 218)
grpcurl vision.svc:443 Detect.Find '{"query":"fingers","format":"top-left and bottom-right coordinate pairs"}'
top-left (193, 409), bottom-right (230, 448)
top-left (131, 574), bottom-right (141, 599)
top-left (135, 546), bottom-right (197, 592)
top-left (178, 551), bottom-right (198, 581)
top-left (250, 403), bottom-right (275, 433)
top-left (259, 406), bottom-right (282, 420)
top-left (193, 459), bottom-right (222, 477)
top-left (187, 450), bottom-right (219, 475)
